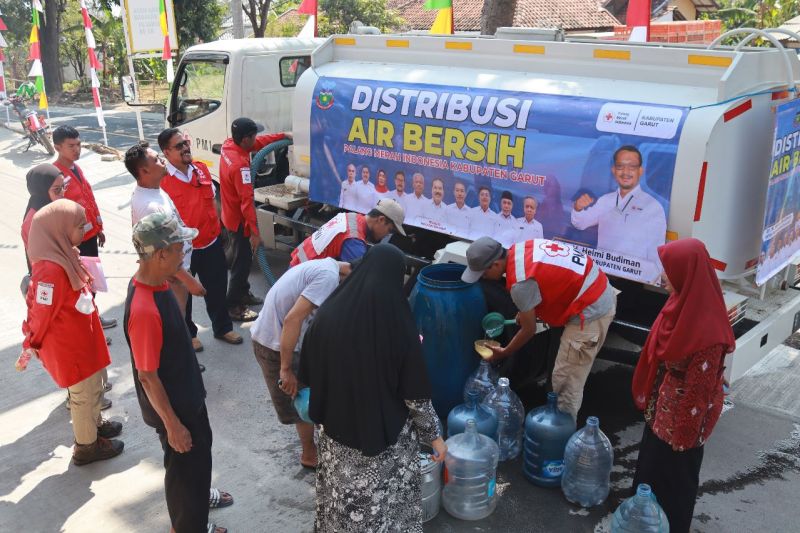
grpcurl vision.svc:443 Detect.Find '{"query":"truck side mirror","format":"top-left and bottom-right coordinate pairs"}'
top-left (212, 144), bottom-right (222, 155)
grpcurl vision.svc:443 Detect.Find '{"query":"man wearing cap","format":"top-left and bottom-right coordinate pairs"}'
top-left (219, 117), bottom-right (290, 322)
top-left (461, 237), bottom-right (617, 419)
top-left (157, 128), bottom-right (243, 349)
top-left (289, 198), bottom-right (406, 266)
top-left (125, 212), bottom-right (232, 533)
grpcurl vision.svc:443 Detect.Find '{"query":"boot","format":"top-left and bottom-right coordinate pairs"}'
top-left (72, 437), bottom-right (124, 466)
top-left (97, 419), bottom-right (123, 439)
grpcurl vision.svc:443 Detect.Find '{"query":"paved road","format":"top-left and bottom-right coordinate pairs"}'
top-left (0, 124), bottom-right (799, 532)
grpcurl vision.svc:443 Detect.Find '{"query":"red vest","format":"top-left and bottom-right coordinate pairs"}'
top-left (290, 213), bottom-right (367, 266)
top-left (160, 162), bottom-right (221, 249)
top-left (56, 162), bottom-right (103, 241)
top-left (506, 239), bottom-right (608, 326)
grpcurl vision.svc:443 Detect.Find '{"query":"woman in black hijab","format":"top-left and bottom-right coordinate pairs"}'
top-left (299, 243), bottom-right (446, 532)
top-left (22, 164), bottom-right (65, 255)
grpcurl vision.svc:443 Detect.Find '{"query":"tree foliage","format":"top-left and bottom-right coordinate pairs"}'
top-left (243, 0), bottom-right (271, 38)
top-left (481, 0), bottom-right (516, 36)
top-left (173, 0), bottom-right (225, 46)
top-left (0, 0), bottom-right (33, 82)
top-left (714, 0), bottom-right (799, 33)
top-left (318, 0), bottom-right (403, 35)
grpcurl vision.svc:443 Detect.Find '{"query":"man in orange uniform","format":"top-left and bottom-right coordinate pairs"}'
top-left (158, 128), bottom-right (242, 349)
top-left (53, 125), bottom-right (117, 331)
top-left (219, 118), bottom-right (289, 321)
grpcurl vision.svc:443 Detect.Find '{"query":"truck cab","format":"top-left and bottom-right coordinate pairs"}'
top-left (166, 38), bottom-right (323, 184)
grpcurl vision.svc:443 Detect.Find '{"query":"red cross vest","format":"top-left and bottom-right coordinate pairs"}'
top-left (506, 239), bottom-right (608, 326)
top-left (160, 162), bottom-right (221, 249)
top-left (290, 212), bottom-right (367, 266)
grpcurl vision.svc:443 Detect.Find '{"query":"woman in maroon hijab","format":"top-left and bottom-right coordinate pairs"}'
top-left (630, 238), bottom-right (735, 533)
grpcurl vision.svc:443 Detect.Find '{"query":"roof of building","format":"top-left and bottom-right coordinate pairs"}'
top-left (388, 0), bottom-right (620, 32)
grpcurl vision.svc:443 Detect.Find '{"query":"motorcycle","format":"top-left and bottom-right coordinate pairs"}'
top-left (2, 95), bottom-right (55, 155)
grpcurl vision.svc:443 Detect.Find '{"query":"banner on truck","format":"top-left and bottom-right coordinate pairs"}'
top-left (309, 77), bottom-right (688, 284)
top-left (756, 99), bottom-right (800, 286)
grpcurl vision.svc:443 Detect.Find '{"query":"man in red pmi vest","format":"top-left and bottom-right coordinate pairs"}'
top-left (289, 198), bottom-right (406, 266)
top-left (461, 237), bottom-right (617, 419)
top-left (219, 118), bottom-right (289, 322)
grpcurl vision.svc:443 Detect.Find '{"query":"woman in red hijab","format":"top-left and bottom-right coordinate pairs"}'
top-left (631, 238), bottom-right (735, 533)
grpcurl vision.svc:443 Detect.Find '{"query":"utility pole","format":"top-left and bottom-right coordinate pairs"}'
top-left (231, 0), bottom-right (245, 39)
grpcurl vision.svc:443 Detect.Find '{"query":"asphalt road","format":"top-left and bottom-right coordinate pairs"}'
top-left (0, 124), bottom-right (799, 532)
top-left (37, 105), bottom-right (165, 151)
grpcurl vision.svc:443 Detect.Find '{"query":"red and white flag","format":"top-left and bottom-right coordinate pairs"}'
top-left (297, 0), bottom-right (317, 38)
top-left (626, 0), bottom-right (651, 42)
top-left (79, 0), bottom-right (106, 142)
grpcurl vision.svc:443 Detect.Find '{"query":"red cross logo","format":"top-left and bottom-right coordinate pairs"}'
top-left (540, 241), bottom-right (570, 257)
top-left (604, 112), bottom-right (614, 122)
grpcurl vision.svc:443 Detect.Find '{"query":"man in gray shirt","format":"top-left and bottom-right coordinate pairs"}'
top-left (461, 237), bottom-right (616, 419)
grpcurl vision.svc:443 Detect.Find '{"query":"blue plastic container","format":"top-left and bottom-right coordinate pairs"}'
top-left (612, 484), bottom-right (670, 533)
top-left (463, 360), bottom-right (499, 403)
top-left (483, 377), bottom-right (525, 461)
top-left (293, 387), bottom-right (312, 424)
top-left (561, 416), bottom-right (614, 508)
top-left (447, 390), bottom-right (499, 442)
top-left (523, 392), bottom-right (577, 487)
top-left (410, 263), bottom-right (487, 419)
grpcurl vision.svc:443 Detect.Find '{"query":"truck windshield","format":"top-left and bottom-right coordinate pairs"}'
top-left (171, 59), bottom-right (227, 126)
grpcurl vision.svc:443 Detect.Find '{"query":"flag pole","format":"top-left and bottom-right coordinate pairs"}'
top-left (80, 0), bottom-right (108, 146)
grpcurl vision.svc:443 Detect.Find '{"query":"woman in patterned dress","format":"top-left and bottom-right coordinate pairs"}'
top-left (299, 243), bottom-right (447, 532)
top-left (631, 238), bottom-right (736, 533)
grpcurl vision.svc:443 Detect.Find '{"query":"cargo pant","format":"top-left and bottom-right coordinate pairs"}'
top-left (67, 369), bottom-right (103, 445)
top-left (551, 303), bottom-right (616, 419)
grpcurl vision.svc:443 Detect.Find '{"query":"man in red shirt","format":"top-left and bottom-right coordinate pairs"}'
top-left (125, 211), bottom-right (231, 533)
top-left (53, 126), bottom-right (116, 332)
top-left (219, 117), bottom-right (290, 321)
top-left (157, 128), bottom-right (242, 347)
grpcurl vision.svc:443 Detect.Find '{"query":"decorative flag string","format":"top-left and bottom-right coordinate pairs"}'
top-left (0, 7), bottom-right (8, 124)
top-left (159, 0), bottom-right (174, 82)
top-left (79, 0), bottom-right (107, 145)
top-left (28, 0), bottom-right (49, 115)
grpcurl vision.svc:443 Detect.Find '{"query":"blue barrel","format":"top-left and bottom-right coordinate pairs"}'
top-left (409, 263), bottom-right (487, 419)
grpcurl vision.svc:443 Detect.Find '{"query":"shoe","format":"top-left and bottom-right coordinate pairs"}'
top-left (199, 364), bottom-right (206, 373)
top-left (192, 337), bottom-right (204, 353)
top-left (106, 336), bottom-right (112, 346)
top-left (244, 291), bottom-right (264, 306)
top-left (228, 306), bottom-right (258, 322)
top-left (72, 437), bottom-right (124, 466)
top-left (215, 331), bottom-right (243, 345)
top-left (100, 316), bottom-right (118, 329)
top-left (103, 381), bottom-right (112, 393)
top-left (97, 419), bottom-right (122, 439)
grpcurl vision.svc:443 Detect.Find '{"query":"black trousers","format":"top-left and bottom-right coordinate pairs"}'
top-left (226, 225), bottom-right (252, 307)
top-left (78, 234), bottom-right (99, 257)
top-left (156, 405), bottom-right (212, 533)
top-left (632, 423), bottom-right (704, 533)
top-left (186, 238), bottom-right (233, 338)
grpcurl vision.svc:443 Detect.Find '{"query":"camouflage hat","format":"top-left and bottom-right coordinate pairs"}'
top-left (132, 211), bottom-right (198, 256)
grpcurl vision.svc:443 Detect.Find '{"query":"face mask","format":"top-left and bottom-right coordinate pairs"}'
top-left (75, 288), bottom-right (94, 315)
top-left (83, 222), bottom-right (93, 232)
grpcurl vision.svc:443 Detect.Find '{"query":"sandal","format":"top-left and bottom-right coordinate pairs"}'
top-left (207, 523), bottom-right (227, 533)
top-left (209, 488), bottom-right (234, 509)
top-left (228, 306), bottom-right (258, 322)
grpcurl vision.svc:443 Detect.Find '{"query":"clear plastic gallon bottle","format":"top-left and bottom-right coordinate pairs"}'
top-left (463, 360), bottom-right (499, 403)
top-left (561, 416), bottom-right (614, 507)
top-left (523, 392), bottom-right (577, 487)
top-left (447, 390), bottom-right (499, 441)
top-left (611, 484), bottom-right (670, 533)
top-left (442, 419), bottom-right (501, 521)
top-left (482, 377), bottom-right (524, 460)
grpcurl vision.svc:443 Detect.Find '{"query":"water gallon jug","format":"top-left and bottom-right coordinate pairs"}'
top-left (442, 419), bottom-right (500, 521)
top-left (409, 263), bottom-right (488, 418)
top-left (447, 390), bottom-right (499, 441)
top-left (482, 377), bottom-right (524, 461)
top-left (561, 416), bottom-right (614, 508)
top-left (293, 387), bottom-right (312, 424)
top-left (611, 484), bottom-right (670, 533)
top-left (419, 452), bottom-right (442, 523)
top-left (523, 392), bottom-right (577, 487)
top-left (463, 360), bottom-right (499, 403)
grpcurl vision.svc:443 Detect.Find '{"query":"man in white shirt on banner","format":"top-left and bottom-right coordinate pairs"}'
top-left (470, 186), bottom-right (499, 240)
top-left (403, 172), bottom-right (429, 226)
top-left (421, 178), bottom-right (448, 231)
top-left (517, 196), bottom-right (544, 242)
top-left (571, 145), bottom-right (667, 281)
top-left (445, 181), bottom-right (472, 238)
top-left (385, 171), bottom-right (409, 211)
top-left (339, 163), bottom-right (358, 211)
top-left (352, 166), bottom-right (377, 214)
top-left (496, 191), bottom-right (520, 248)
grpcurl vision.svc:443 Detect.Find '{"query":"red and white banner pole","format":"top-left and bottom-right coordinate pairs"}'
top-left (80, 1), bottom-right (107, 145)
top-left (0, 7), bottom-right (9, 125)
top-left (626, 0), bottom-right (651, 42)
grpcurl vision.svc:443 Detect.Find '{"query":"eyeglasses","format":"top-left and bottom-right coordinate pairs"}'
top-left (171, 140), bottom-right (190, 150)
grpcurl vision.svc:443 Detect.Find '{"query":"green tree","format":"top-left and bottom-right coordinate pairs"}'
top-left (715, 0), bottom-right (800, 32)
top-left (318, 0), bottom-right (403, 35)
top-left (0, 0), bottom-right (33, 83)
top-left (173, 0), bottom-right (225, 46)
